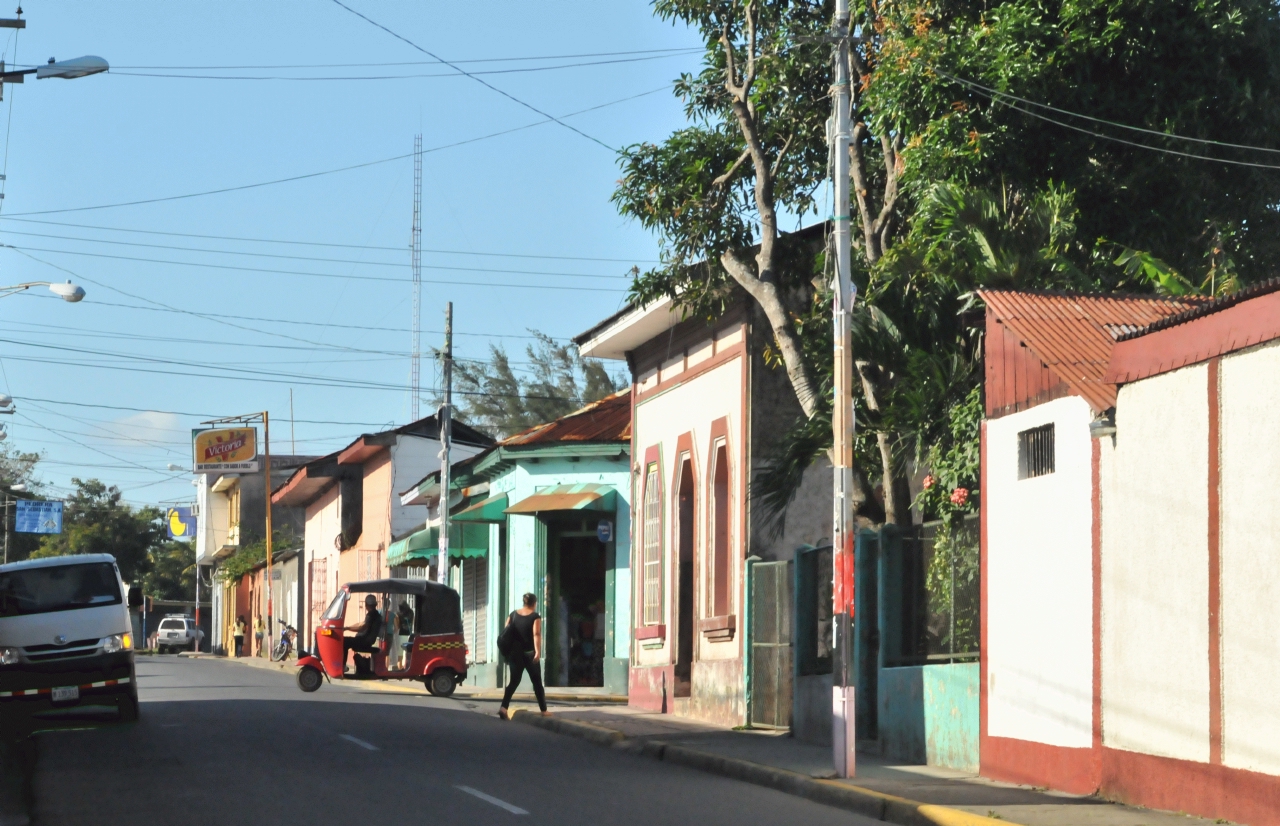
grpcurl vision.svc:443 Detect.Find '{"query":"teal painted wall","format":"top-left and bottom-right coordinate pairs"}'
top-left (485, 455), bottom-right (632, 692)
top-left (877, 662), bottom-right (979, 772)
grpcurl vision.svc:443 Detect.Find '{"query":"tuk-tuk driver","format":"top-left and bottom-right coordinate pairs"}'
top-left (343, 594), bottom-right (383, 662)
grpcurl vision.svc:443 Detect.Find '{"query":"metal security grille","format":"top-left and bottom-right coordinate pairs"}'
top-left (462, 557), bottom-right (488, 663)
top-left (1018, 423), bottom-right (1056, 479)
top-left (750, 560), bottom-right (793, 729)
top-left (309, 558), bottom-right (328, 632)
top-left (642, 464), bottom-right (663, 625)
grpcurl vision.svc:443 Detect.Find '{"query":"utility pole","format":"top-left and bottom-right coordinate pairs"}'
top-left (829, 0), bottom-right (857, 779)
top-left (437, 302), bottom-right (453, 585)
top-left (410, 134), bottom-right (423, 421)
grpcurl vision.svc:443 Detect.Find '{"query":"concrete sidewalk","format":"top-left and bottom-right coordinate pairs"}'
top-left (496, 702), bottom-right (1232, 826)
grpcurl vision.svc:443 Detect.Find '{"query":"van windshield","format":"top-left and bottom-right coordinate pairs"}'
top-left (0, 562), bottom-right (122, 618)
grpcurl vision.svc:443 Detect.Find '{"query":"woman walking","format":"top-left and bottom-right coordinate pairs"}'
top-left (499, 593), bottom-right (548, 719)
top-left (233, 615), bottom-right (246, 658)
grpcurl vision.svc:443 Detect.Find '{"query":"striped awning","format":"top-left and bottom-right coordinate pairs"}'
top-left (452, 493), bottom-right (509, 523)
top-left (386, 522), bottom-right (490, 567)
top-left (504, 483), bottom-right (616, 515)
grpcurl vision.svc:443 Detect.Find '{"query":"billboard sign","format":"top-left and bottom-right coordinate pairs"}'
top-left (166, 507), bottom-right (196, 540)
top-left (15, 500), bottom-right (63, 534)
top-left (193, 428), bottom-right (259, 473)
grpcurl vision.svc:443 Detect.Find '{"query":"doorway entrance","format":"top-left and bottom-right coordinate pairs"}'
top-left (674, 457), bottom-right (695, 697)
top-left (546, 524), bottom-right (607, 687)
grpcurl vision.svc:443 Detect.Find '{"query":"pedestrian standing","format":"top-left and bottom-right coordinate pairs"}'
top-left (233, 615), bottom-right (246, 658)
top-left (253, 614), bottom-right (264, 657)
top-left (499, 593), bottom-right (548, 719)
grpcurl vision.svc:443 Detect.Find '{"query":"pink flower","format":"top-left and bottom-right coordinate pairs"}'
top-left (922, 474), bottom-right (936, 490)
top-left (950, 487), bottom-right (969, 506)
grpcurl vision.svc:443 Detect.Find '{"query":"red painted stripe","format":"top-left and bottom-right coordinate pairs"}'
top-left (1102, 746), bottom-right (1280, 826)
top-left (1207, 357), bottom-right (1223, 765)
top-left (982, 735), bottom-right (1098, 795)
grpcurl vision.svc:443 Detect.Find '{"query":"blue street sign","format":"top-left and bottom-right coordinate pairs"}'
top-left (15, 500), bottom-right (63, 534)
top-left (596, 520), bottom-right (613, 543)
top-left (166, 507), bottom-right (197, 540)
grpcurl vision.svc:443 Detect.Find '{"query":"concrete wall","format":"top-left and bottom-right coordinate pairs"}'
top-left (1219, 341), bottom-right (1280, 775)
top-left (879, 664), bottom-right (979, 772)
top-left (986, 395), bottom-right (1094, 749)
top-left (302, 484), bottom-right (341, 639)
top-left (1102, 364), bottom-right (1209, 763)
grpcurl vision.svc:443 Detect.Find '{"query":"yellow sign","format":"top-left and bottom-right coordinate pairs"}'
top-left (193, 428), bottom-right (259, 472)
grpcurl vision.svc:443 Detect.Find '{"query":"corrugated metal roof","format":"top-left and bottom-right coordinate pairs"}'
top-left (1117, 277), bottom-right (1280, 341)
top-left (500, 390), bottom-right (631, 446)
top-left (980, 290), bottom-right (1201, 412)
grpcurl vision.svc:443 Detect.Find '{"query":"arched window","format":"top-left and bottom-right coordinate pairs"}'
top-left (642, 461), bottom-right (663, 625)
top-left (709, 441), bottom-right (731, 618)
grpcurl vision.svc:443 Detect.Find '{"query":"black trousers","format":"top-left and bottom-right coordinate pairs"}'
top-left (501, 652), bottom-right (546, 712)
top-left (343, 637), bottom-right (377, 663)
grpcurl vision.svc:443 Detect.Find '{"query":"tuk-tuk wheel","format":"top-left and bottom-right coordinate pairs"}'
top-left (428, 669), bottom-right (457, 698)
top-left (297, 665), bottom-right (324, 693)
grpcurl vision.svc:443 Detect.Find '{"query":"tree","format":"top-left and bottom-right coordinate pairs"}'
top-left (619, 0), bottom-right (1280, 527)
top-left (449, 332), bottom-right (625, 438)
top-left (31, 478), bottom-right (163, 583)
top-left (141, 540), bottom-right (196, 602)
top-left (0, 443), bottom-right (42, 492)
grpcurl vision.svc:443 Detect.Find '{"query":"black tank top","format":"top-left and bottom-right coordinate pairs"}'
top-left (508, 611), bottom-right (539, 653)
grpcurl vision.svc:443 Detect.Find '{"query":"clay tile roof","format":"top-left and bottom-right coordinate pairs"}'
top-left (980, 290), bottom-right (1203, 412)
top-left (500, 390), bottom-right (631, 446)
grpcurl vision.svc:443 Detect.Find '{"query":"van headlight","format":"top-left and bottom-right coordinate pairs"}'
top-left (0, 647), bottom-right (18, 665)
top-left (103, 634), bottom-right (125, 653)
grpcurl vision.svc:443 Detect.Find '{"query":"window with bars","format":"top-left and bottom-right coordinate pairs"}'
top-left (1018, 424), bottom-right (1056, 479)
top-left (709, 442), bottom-right (731, 618)
top-left (642, 462), bottom-right (663, 625)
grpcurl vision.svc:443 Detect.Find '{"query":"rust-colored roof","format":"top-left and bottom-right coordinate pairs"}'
top-left (500, 390), bottom-right (631, 446)
top-left (981, 290), bottom-right (1202, 412)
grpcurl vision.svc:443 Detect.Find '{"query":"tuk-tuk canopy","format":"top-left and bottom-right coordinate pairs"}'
top-left (342, 578), bottom-right (462, 636)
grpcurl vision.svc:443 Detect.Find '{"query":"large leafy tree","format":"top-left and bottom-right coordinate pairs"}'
top-left (617, 0), bottom-right (1280, 526)
top-left (31, 478), bottom-right (164, 582)
top-left (448, 332), bottom-right (625, 438)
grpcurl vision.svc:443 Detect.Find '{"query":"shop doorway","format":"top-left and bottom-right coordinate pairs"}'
top-left (546, 525), bottom-right (607, 687)
top-left (674, 457), bottom-right (695, 697)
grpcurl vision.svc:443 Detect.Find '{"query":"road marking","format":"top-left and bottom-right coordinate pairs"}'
top-left (455, 786), bottom-right (528, 815)
top-left (339, 734), bottom-right (379, 751)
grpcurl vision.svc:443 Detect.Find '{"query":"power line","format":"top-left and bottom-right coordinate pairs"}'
top-left (108, 51), bottom-right (694, 81)
top-left (10, 396), bottom-right (400, 427)
top-left (330, 0), bottom-right (614, 151)
top-left (938, 71), bottom-right (1280, 156)
top-left (85, 47), bottom-right (701, 70)
top-left (2, 244), bottom-right (626, 291)
top-left (0, 216), bottom-right (659, 263)
top-left (0, 230), bottom-right (629, 279)
top-left (0, 85), bottom-right (665, 217)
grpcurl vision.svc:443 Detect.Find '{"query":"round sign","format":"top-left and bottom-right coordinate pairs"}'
top-left (596, 520), bottom-right (614, 543)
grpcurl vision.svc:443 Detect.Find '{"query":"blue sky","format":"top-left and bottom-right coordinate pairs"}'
top-left (0, 2), bottom-right (702, 507)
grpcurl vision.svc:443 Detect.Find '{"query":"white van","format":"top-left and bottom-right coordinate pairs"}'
top-left (0, 553), bottom-right (138, 725)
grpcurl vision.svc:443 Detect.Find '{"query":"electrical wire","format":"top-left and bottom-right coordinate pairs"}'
top-left (85, 47), bottom-right (701, 70)
top-left (0, 216), bottom-right (659, 263)
top-left (0, 25), bottom-right (18, 216)
top-left (0, 229), bottom-right (631, 278)
top-left (329, 0), bottom-right (613, 150)
top-left (108, 51), bottom-right (693, 81)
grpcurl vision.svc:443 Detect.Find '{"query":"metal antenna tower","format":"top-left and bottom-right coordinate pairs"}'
top-left (410, 133), bottom-right (423, 420)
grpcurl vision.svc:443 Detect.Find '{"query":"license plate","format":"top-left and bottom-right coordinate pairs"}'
top-left (51, 686), bottom-right (79, 703)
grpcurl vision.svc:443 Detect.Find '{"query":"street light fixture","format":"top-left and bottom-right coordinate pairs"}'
top-left (166, 463), bottom-right (186, 472)
top-left (0, 280), bottom-right (86, 301)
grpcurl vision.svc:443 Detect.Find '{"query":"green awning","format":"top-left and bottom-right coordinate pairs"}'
top-left (504, 483), bottom-right (616, 515)
top-left (453, 493), bottom-right (509, 523)
top-left (386, 522), bottom-right (490, 567)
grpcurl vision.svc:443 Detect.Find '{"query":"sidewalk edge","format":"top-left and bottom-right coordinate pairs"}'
top-left (509, 711), bottom-right (1019, 826)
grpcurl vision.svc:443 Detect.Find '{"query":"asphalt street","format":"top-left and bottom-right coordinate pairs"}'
top-left (27, 655), bottom-right (877, 825)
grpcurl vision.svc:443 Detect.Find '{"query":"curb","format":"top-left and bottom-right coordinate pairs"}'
top-left (509, 712), bottom-right (1017, 826)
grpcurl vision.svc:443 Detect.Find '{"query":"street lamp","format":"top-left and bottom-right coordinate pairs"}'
top-left (0, 280), bottom-right (85, 301)
top-left (166, 463), bottom-right (186, 472)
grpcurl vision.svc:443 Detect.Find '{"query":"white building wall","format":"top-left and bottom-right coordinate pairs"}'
top-left (986, 395), bottom-right (1094, 749)
top-left (389, 435), bottom-right (484, 540)
top-left (1220, 340), bottom-right (1280, 775)
top-left (632, 356), bottom-right (743, 667)
top-left (302, 484), bottom-right (341, 639)
top-left (1102, 363), bottom-right (1210, 763)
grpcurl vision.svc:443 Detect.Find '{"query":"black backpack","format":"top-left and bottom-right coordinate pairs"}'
top-left (496, 622), bottom-right (516, 658)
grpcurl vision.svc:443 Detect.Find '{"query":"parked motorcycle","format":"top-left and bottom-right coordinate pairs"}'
top-left (270, 622), bottom-right (297, 662)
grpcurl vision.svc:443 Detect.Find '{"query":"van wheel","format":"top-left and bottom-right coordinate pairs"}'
top-left (119, 695), bottom-right (139, 723)
top-left (429, 669), bottom-right (456, 698)
top-left (297, 666), bottom-right (324, 693)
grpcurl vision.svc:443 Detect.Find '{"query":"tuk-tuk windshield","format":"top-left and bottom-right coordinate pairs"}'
top-left (320, 591), bottom-right (347, 621)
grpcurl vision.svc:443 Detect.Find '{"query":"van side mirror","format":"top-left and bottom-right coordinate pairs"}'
top-left (127, 586), bottom-right (143, 608)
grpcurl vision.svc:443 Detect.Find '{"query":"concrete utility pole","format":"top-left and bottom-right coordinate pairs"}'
top-left (437, 302), bottom-right (453, 584)
top-left (829, 0), bottom-right (858, 779)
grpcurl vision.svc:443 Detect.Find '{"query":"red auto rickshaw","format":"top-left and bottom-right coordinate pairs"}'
top-left (295, 578), bottom-right (467, 697)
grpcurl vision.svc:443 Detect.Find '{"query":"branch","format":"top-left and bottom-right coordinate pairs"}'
top-left (849, 122), bottom-right (878, 262)
top-left (770, 132), bottom-right (794, 178)
top-left (713, 147), bottom-right (753, 188)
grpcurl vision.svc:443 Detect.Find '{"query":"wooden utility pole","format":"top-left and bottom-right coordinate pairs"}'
top-left (437, 302), bottom-right (453, 584)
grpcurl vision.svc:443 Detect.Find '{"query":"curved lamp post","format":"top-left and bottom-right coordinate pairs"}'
top-left (0, 280), bottom-right (85, 301)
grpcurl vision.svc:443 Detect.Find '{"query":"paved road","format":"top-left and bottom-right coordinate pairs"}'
top-left (30, 656), bottom-right (875, 825)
